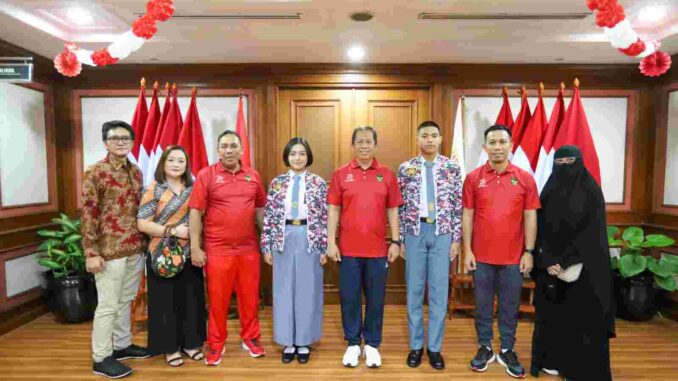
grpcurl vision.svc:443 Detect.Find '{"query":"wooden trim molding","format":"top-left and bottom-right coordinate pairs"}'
top-left (72, 88), bottom-right (257, 209)
top-left (652, 82), bottom-right (678, 216)
top-left (0, 82), bottom-right (58, 218)
top-left (0, 243), bottom-right (42, 313)
top-left (450, 88), bottom-right (637, 212)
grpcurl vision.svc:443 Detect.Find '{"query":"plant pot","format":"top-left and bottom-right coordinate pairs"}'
top-left (42, 272), bottom-right (98, 323)
top-left (615, 271), bottom-right (656, 321)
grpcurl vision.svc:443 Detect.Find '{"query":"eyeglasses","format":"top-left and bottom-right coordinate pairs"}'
top-left (554, 157), bottom-right (577, 165)
top-left (106, 136), bottom-right (132, 144)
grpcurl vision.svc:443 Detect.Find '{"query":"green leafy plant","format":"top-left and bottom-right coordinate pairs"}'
top-left (608, 226), bottom-right (678, 291)
top-left (34, 214), bottom-right (85, 278)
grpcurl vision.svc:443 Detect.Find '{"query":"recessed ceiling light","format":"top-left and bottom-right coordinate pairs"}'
top-left (638, 6), bottom-right (665, 23)
top-left (347, 45), bottom-right (365, 61)
top-left (67, 7), bottom-right (94, 25)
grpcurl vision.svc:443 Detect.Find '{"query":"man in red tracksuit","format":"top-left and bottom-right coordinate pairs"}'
top-left (189, 130), bottom-right (267, 366)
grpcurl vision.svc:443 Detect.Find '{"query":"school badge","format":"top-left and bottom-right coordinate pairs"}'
top-left (376, 174), bottom-right (383, 182)
top-left (406, 167), bottom-right (417, 177)
top-left (274, 182), bottom-right (282, 191)
top-left (510, 176), bottom-right (518, 186)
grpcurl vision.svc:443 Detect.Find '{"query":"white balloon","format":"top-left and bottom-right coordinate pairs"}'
top-left (604, 20), bottom-right (637, 49)
top-left (74, 49), bottom-right (95, 66)
top-left (108, 30), bottom-right (145, 59)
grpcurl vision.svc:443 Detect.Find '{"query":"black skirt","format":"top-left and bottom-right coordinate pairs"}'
top-left (531, 268), bottom-right (612, 381)
top-left (146, 253), bottom-right (207, 355)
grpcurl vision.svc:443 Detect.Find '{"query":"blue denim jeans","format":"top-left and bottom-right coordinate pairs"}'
top-left (473, 262), bottom-right (522, 350)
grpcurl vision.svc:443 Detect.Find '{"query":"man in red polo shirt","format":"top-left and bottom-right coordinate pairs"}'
top-left (462, 125), bottom-right (539, 379)
top-left (327, 126), bottom-right (402, 369)
top-left (189, 130), bottom-right (267, 366)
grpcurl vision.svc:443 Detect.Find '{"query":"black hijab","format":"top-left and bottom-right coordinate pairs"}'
top-left (537, 145), bottom-right (613, 317)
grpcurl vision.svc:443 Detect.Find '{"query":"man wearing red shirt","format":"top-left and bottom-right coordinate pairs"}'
top-left (462, 125), bottom-right (539, 379)
top-left (189, 130), bottom-right (267, 366)
top-left (327, 126), bottom-right (402, 369)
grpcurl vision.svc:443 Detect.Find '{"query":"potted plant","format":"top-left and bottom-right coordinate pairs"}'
top-left (34, 213), bottom-right (97, 323)
top-left (608, 226), bottom-right (677, 321)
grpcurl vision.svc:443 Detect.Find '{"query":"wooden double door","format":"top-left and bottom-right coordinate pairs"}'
top-left (277, 87), bottom-right (431, 303)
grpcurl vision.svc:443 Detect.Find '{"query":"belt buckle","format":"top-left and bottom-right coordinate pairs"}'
top-left (426, 217), bottom-right (434, 224)
top-left (292, 219), bottom-right (301, 226)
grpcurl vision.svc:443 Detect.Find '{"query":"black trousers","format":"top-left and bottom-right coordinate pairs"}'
top-left (146, 254), bottom-right (207, 355)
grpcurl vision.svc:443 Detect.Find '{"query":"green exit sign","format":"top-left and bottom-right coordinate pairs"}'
top-left (0, 63), bottom-right (33, 82)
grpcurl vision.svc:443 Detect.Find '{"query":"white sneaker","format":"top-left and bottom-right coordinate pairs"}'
top-left (364, 345), bottom-right (382, 368)
top-left (542, 368), bottom-right (559, 376)
top-left (342, 345), bottom-right (361, 368)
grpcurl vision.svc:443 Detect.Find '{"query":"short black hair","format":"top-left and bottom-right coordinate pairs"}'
top-left (102, 120), bottom-right (134, 141)
top-left (217, 130), bottom-right (241, 146)
top-left (282, 137), bottom-right (314, 167)
top-left (484, 124), bottom-right (512, 141)
top-left (351, 126), bottom-right (378, 145)
top-left (417, 120), bottom-right (440, 134)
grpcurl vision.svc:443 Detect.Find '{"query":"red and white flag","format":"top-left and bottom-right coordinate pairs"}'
top-left (534, 82), bottom-right (567, 192)
top-left (128, 78), bottom-right (148, 164)
top-left (138, 81), bottom-right (162, 186)
top-left (476, 87), bottom-right (514, 168)
top-left (552, 79), bottom-right (601, 185)
top-left (510, 87), bottom-right (532, 153)
top-left (512, 83), bottom-right (547, 175)
top-left (144, 82), bottom-right (172, 186)
top-left (177, 88), bottom-right (209, 176)
top-left (235, 95), bottom-right (252, 168)
top-left (149, 83), bottom-right (183, 178)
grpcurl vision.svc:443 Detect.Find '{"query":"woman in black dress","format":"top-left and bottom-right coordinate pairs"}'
top-left (137, 146), bottom-right (206, 366)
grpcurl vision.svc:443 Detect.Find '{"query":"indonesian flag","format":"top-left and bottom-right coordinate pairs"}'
top-left (476, 87), bottom-right (514, 168)
top-left (145, 83), bottom-right (172, 186)
top-left (128, 78), bottom-right (148, 164)
top-left (451, 96), bottom-right (467, 181)
top-left (552, 80), bottom-right (601, 185)
top-left (510, 87), bottom-right (532, 152)
top-left (235, 95), bottom-right (252, 168)
top-left (177, 88), bottom-right (209, 176)
top-left (512, 83), bottom-right (547, 175)
top-left (534, 83), bottom-right (566, 193)
top-left (138, 81), bottom-right (161, 187)
top-left (151, 84), bottom-right (183, 173)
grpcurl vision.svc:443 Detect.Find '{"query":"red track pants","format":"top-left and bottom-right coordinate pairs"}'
top-left (205, 252), bottom-right (261, 350)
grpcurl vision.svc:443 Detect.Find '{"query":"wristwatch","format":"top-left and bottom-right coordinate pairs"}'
top-left (170, 227), bottom-right (177, 237)
top-left (524, 248), bottom-right (535, 254)
top-left (391, 240), bottom-right (402, 246)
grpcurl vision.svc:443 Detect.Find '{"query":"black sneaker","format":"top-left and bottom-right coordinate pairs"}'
top-left (497, 350), bottom-right (526, 378)
top-left (112, 344), bottom-right (150, 360)
top-left (93, 356), bottom-right (132, 379)
top-left (470, 346), bottom-right (496, 372)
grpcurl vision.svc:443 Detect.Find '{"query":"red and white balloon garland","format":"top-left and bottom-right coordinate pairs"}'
top-left (54, 0), bottom-right (175, 77)
top-left (587, 0), bottom-right (671, 77)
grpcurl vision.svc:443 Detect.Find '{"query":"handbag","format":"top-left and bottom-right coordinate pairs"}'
top-left (150, 226), bottom-right (185, 278)
top-left (557, 263), bottom-right (583, 283)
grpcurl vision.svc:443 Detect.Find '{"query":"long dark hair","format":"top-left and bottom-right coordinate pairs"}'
top-left (154, 145), bottom-right (193, 186)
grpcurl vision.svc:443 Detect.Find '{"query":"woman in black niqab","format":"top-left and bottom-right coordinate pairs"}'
top-left (530, 145), bottom-right (615, 380)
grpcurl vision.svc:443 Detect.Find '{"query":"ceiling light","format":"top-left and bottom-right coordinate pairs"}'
top-left (347, 45), bottom-right (365, 61)
top-left (67, 7), bottom-right (93, 25)
top-left (638, 6), bottom-right (665, 23)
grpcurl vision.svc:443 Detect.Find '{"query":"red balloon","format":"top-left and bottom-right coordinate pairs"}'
top-left (132, 15), bottom-right (158, 39)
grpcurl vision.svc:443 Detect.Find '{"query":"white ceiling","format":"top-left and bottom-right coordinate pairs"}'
top-left (0, 0), bottom-right (676, 64)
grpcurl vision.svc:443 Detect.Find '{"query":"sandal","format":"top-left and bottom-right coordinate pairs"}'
top-left (165, 353), bottom-right (184, 367)
top-left (182, 347), bottom-right (205, 361)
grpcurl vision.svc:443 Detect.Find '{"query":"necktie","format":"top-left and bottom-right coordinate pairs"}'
top-left (425, 161), bottom-right (436, 218)
top-left (291, 174), bottom-right (300, 219)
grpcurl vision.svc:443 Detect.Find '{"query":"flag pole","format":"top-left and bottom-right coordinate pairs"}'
top-left (538, 82), bottom-right (544, 97)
